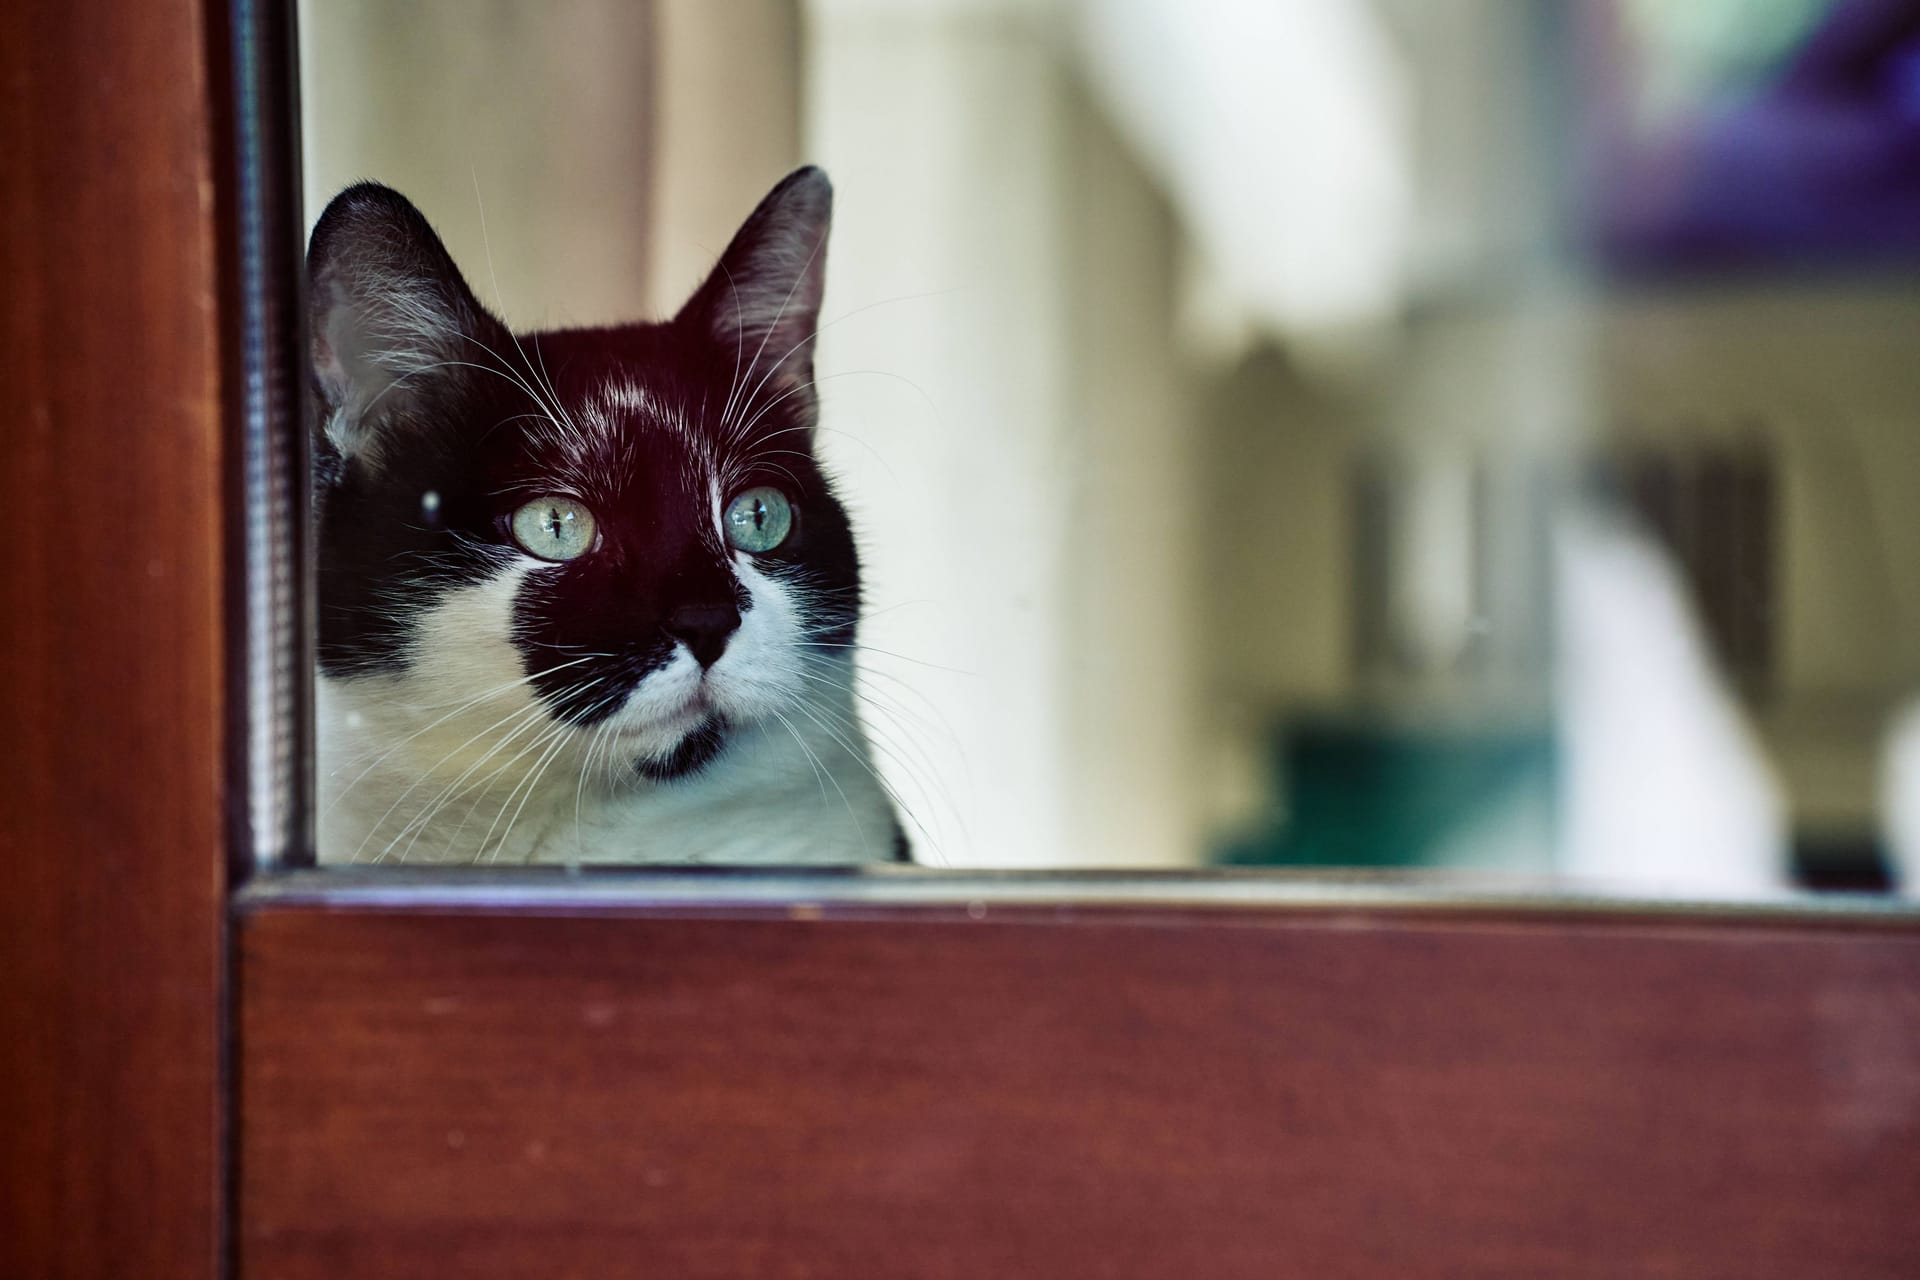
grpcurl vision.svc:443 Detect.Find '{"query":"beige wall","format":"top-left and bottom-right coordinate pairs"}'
top-left (299, 0), bottom-right (658, 328)
top-left (644, 0), bottom-right (803, 317)
top-left (1059, 79), bottom-right (1203, 868)
top-left (300, 0), bottom-right (802, 328)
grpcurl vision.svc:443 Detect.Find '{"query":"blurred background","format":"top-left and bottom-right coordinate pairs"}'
top-left (300, 0), bottom-right (1920, 891)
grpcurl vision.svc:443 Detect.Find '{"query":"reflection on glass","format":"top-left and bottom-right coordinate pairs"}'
top-left (298, 0), bottom-right (1917, 893)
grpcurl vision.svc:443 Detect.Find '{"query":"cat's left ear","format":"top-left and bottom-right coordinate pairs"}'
top-left (678, 167), bottom-right (832, 427)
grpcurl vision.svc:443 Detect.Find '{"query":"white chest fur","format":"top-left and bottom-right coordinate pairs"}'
top-left (317, 670), bottom-right (895, 865)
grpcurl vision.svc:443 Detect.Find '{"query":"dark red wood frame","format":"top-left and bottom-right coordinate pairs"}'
top-left (6, 3), bottom-right (1919, 1278)
top-left (3, 3), bottom-right (231, 1277)
top-left (237, 894), bottom-right (1920, 1279)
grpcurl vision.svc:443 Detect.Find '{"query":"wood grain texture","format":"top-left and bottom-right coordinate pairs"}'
top-left (241, 906), bottom-right (1920, 1279)
top-left (0, 2), bottom-right (230, 1278)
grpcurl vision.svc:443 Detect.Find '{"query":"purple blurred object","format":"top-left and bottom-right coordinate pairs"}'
top-left (1590, 0), bottom-right (1920, 270)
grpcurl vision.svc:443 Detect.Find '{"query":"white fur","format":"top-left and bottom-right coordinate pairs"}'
top-left (316, 556), bottom-right (894, 865)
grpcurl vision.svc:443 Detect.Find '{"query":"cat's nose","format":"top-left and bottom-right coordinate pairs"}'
top-left (663, 602), bottom-right (742, 668)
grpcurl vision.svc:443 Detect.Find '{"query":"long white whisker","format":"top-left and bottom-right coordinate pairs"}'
top-left (785, 687), bottom-right (944, 861)
top-left (716, 262), bottom-right (752, 429)
top-left (724, 287), bottom-right (952, 439)
top-left (722, 229), bottom-right (828, 436)
top-left (573, 715), bottom-right (622, 859)
top-left (784, 703), bottom-right (870, 857)
top-left (770, 708), bottom-right (832, 806)
top-left (323, 654), bottom-right (611, 813)
top-left (803, 640), bottom-right (973, 676)
top-left (484, 727), bottom-right (575, 864)
top-left (361, 690), bottom-right (576, 863)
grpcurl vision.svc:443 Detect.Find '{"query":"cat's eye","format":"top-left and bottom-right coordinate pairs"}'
top-left (724, 486), bottom-right (793, 554)
top-left (510, 496), bottom-right (598, 561)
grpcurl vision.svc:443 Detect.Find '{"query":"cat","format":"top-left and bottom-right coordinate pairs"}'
top-left (309, 167), bottom-right (906, 864)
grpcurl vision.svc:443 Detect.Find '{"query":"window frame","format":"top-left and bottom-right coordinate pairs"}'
top-left (5, 3), bottom-right (1918, 1278)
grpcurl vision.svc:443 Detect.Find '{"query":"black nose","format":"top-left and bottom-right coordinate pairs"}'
top-left (663, 602), bottom-right (742, 668)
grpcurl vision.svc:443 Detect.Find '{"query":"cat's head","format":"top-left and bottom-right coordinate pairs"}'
top-left (309, 167), bottom-right (857, 781)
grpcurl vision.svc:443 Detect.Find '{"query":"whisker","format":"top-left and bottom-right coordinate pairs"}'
top-left (721, 229), bottom-right (828, 436)
top-left (484, 726), bottom-right (576, 864)
top-left (784, 686), bottom-right (947, 864)
top-left (362, 692), bottom-right (571, 863)
top-left (803, 640), bottom-right (974, 676)
top-left (723, 287), bottom-right (955, 440)
top-left (323, 654), bottom-right (611, 812)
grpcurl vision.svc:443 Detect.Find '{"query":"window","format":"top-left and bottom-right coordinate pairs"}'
top-left (8, 4), bottom-right (1918, 1278)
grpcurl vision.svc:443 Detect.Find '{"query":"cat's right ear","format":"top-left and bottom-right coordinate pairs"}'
top-left (306, 183), bottom-right (498, 457)
top-left (675, 167), bottom-right (833, 428)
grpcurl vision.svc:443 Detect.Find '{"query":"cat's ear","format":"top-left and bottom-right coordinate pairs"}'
top-left (306, 183), bottom-right (500, 455)
top-left (678, 167), bottom-right (832, 425)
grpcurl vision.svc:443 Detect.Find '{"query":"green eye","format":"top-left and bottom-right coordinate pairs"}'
top-left (510, 496), bottom-right (598, 561)
top-left (724, 486), bottom-right (793, 554)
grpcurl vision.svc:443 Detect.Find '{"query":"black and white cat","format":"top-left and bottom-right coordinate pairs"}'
top-left (309, 167), bottom-right (904, 864)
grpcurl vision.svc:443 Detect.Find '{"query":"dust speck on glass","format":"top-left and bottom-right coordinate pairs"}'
top-left (290, 0), bottom-right (1920, 897)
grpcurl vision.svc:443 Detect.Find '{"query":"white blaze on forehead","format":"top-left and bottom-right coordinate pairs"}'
top-left (603, 379), bottom-right (651, 417)
top-left (589, 376), bottom-right (718, 487)
top-left (522, 377), bottom-right (634, 495)
top-left (599, 378), bottom-right (683, 444)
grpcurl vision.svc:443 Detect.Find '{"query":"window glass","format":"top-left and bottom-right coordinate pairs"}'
top-left (297, 0), bottom-right (1918, 893)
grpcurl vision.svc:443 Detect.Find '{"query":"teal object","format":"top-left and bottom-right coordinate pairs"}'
top-left (1218, 716), bottom-right (1557, 869)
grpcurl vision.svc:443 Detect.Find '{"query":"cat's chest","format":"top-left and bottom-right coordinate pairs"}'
top-left (533, 731), bottom-right (895, 865)
top-left (317, 688), bottom-right (893, 865)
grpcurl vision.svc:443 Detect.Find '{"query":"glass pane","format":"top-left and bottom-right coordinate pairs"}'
top-left (295, 0), bottom-right (1917, 893)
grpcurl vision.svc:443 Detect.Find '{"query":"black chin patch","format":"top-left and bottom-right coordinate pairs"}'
top-left (634, 719), bottom-right (728, 782)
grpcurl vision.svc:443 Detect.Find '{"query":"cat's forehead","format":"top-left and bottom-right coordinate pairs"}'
top-left (588, 378), bottom-right (698, 448)
top-left (490, 325), bottom-right (800, 502)
top-left (530, 332), bottom-right (706, 440)
top-left (510, 373), bottom-right (712, 499)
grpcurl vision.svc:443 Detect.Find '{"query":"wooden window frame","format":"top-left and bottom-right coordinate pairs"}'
top-left (5, 2), bottom-right (1919, 1277)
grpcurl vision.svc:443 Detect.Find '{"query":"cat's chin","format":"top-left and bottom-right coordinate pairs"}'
top-left (630, 717), bottom-right (730, 782)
